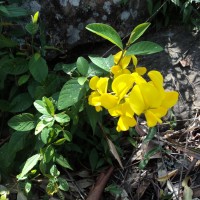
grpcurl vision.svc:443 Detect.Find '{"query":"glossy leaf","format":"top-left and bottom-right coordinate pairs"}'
top-left (8, 113), bottom-right (35, 131)
top-left (77, 57), bottom-right (89, 76)
top-left (127, 22), bottom-right (151, 45)
top-left (9, 93), bottom-right (33, 113)
top-left (1, 58), bottom-right (28, 75)
top-left (58, 178), bottom-right (69, 191)
top-left (58, 79), bottom-right (86, 110)
top-left (34, 100), bottom-right (49, 115)
top-left (89, 55), bottom-right (114, 72)
top-left (43, 97), bottom-right (55, 116)
top-left (35, 120), bottom-right (52, 135)
top-left (50, 165), bottom-right (60, 177)
top-left (126, 41), bottom-right (163, 55)
top-left (29, 53), bottom-right (48, 83)
top-left (54, 113), bottom-right (70, 123)
top-left (56, 154), bottom-right (72, 170)
top-left (17, 154), bottom-right (41, 180)
top-left (86, 23), bottom-right (123, 49)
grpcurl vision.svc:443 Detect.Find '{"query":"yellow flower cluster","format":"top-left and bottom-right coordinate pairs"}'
top-left (88, 51), bottom-right (178, 132)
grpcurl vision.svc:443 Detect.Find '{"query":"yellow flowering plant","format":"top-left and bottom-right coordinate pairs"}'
top-left (86, 23), bottom-right (178, 132)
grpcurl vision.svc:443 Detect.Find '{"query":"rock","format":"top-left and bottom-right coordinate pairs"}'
top-left (21, 0), bottom-right (147, 58)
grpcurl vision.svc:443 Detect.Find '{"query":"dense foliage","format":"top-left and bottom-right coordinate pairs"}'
top-left (0, 0), bottom-right (198, 199)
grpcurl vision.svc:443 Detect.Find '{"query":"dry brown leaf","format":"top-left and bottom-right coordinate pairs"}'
top-left (157, 169), bottom-right (178, 182)
top-left (106, 136), bottom-right (123, 169)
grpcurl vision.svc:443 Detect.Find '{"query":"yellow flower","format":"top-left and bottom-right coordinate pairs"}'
top-left (108, 102), bottom-right (136, 132)
top-left (112, 74), bottom-right (135, 101)
top-left (88, 76), bottom-right (109, 111)
top-left (129, 71), bottom-right (178, 127)
top-left (111, 51), bottom-right (147, 77)
top-left (111, 51), bottom-right (132, 77)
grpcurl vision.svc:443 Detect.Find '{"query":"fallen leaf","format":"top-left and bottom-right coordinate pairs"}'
top-left (106, 137), bottom-right (123, 169)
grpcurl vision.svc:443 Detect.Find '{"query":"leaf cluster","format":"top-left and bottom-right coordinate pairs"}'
top-left (147, 0), bottom-right (200, 30)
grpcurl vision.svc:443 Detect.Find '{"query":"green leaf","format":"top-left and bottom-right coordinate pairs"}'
top-left (126, 41), bottom-right (163, 55)
top-left (29, 53), bottom-right (48, 83)
top-left (25, 22), bottom-right (39, 35)
top-left (25, 181), bottom-right (32, 194)
top-left (18, 74), bottom-right (30, 86)
top-left (139, 146), bottom-right (160, 169)
top-left (63, 130), bottom-right (72, 142)
top-left (40, 128), bottom-right (50, 144)
top-left (8, 113), bottom-right (35, 131)
top-left (143, 127), bottom-right (157, 144)
top-left (58, 178), bottom-right (69, 191)
top-left (35, 120), bottom-right (52, 135)
top-left (44, 145), bottom-right (55, 163)
top-left (53, 138), bottom-right (67, 145)
top-left (0, 34), bottom-right (17, 48)
top-left (86, 105), bottom-right (101, 132)
top-left (9, 93), bottom-right (33, 113)
top-left (54, 113), bottom-right (70, 123)
top-left (0, 131), bottom-right (29, 171)
top-left (77, 57), bottom-right (89, 76)
top-left (1, 58), bottom-right (28, 75)
top-left (86, 23), bottom-right (123, 49)
top-left (46, 180), bottom-right (58, 196)
top-left (89, 148), bottom-right (99, 171)
top-left (78, 77), bottom-right (87, 85)
top-left (54, 62), bottom-right (76, 74)
top-left (0, 5), bottom-right (9, 15)
top-left (127, 22), bottom-right (151, 45)
top-left (34, 100), bottom-right (49, 115)
top-left (17, 154), bottom-right (41, 180)
top-left (58, 79), bottom-right (86, 110)
top-left (50, 165), bottom-right (60, 177)
top-left (43, 97), bottom-right (55, 116)
top-left (105, 184), bottom-right (123, 196)
top-left (55, 154), bottom-right (72, 170)
top-left (89, 55), bottom-right (114, 72)
top-left (1, 4), bottom-right (28, 17)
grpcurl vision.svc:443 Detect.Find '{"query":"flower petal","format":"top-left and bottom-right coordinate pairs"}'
top-left (162, 91), bottom-right (179, 108)
top-left (119, 55), bottom-right (131, 69)
top-left (116, 116), bottom-right (136, 132)
top-left (89, 76), bottom-right (99, 90)
top-left (148, 70), bottom-right (164, 93)
top-left (101, 93), bottom-right (118, 109)
top-left (112, 74), bottom-right (135, 100)
top-left (111, 65), bottom-right (121, 75)
top-left (131, 72), bottom-right (146, 85)
top-left (136, 67), bottom-right (147, 75)
top-left (114, 51), bottom-right (123, 64)
top-left (139, 83), bottom-right (162, 108)
top-left (96, 77), bottom-right (109, 94)
top-left (129, 85), bottom-right (146, 115)
top-left (145, 110), bottom-right (162, 127)
top-left (88, 91), bottom-right (101, 106)
top-left (132, 55), bottom-right (138, 66)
